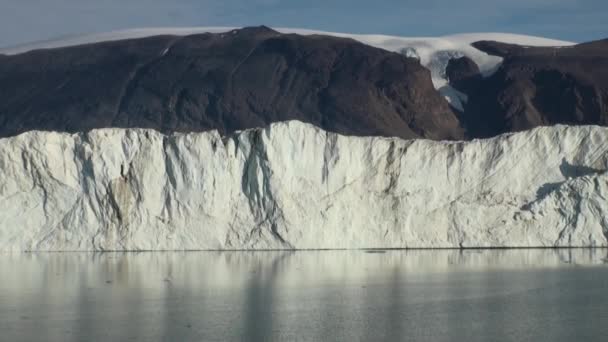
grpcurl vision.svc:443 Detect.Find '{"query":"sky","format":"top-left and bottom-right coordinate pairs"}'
top-left (0, 0), bottom-right (606, 47)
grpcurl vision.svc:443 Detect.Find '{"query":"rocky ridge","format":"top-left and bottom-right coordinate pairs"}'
top-left (450, 39), bottom-right (608, 137)
top-left (0, 26), bottom-right (461, 140)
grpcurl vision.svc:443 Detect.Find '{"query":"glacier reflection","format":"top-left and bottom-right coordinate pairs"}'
top-left (1, 249), bottom-right (607, 341)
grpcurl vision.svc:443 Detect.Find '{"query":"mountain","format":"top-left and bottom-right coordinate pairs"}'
top-left (0, 26), bottom-right (579, 140)
top-left (0, 26), bottom-right (463, 140)
top-left (1, 27), bottom-right (608, 251)
top-left (1, 122), bottom-right (607, 251)
top-left (450, 39), bottom-right (608, 137)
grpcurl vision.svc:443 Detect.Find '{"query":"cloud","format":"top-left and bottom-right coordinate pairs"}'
top-left (0, 0), bottom-right (605, 47)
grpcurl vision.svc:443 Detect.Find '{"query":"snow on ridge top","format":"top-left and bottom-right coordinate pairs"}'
top-left (0, 26), bottom-right (574, 58)
top-left (275, 30), bottom-right (572, 112)
top-left (0, 27), bottom-right (574, 112)
top-left (0, 27), bottom-right (238, 56)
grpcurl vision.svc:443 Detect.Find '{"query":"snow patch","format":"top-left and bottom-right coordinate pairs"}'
top-left (400, 47), bottom-right (421, 60)
top-left (439, 85), bottom-right (468, 112)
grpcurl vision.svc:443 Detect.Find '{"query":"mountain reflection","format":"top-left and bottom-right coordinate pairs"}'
top-left (1, 249), bottom-right (607, 341)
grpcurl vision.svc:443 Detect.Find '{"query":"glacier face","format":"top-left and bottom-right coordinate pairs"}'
top-left (0, 121), bottom-right (607, 251)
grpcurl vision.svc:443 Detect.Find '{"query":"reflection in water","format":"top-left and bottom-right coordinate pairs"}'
top-left (0, 249), bottom-right (607, 341)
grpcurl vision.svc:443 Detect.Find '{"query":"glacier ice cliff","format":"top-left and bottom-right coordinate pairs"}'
top-left (1, 121), bottom-right (607, 251)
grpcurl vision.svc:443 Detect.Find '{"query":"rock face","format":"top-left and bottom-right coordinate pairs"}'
top-left (1, 27), bottom-right (605, 141)
top-left (0, 26), bottom-right (462, 140)
top-left (453, 39), bottom-right (608, 138)
top-left (1, 121), bottom-right (607, 251)
top-left (446, 56), bottom-right (481, 89)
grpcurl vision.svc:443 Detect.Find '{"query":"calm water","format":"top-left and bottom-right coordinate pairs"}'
top-left (1, 249), bottom-right (607, 342)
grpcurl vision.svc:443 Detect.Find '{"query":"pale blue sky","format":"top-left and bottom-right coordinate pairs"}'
top-left (0, 0), bottom-right (606, 47)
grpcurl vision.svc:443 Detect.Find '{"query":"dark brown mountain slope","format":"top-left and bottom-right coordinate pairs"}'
top-left (0, 26), bottom-right (462, 139)
top-left (2, 27), bottom-right (607, 141)
top-left (451, 39), bottom-right (608, 137)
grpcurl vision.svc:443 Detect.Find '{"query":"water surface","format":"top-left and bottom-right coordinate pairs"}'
top-left (1, 249), bottom-right (607, 341)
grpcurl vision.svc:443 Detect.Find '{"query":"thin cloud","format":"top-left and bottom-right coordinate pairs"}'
top-left (0, 0), bottom-right (605, 47)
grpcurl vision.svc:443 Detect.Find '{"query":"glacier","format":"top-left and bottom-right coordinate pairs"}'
top-left (0, 120), bottom-right (607, 251)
